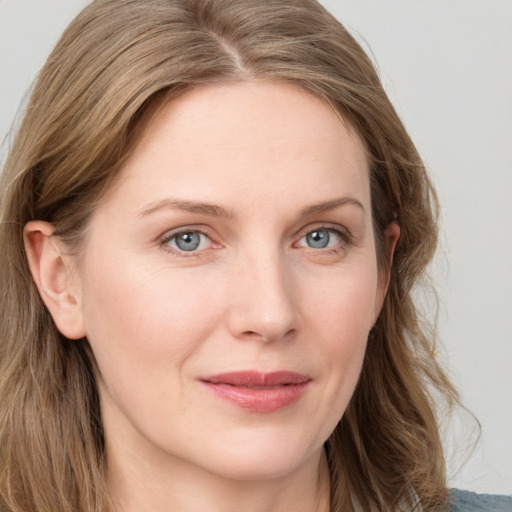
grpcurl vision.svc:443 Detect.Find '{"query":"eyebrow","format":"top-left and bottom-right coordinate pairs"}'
top-left (300, 197), bottom-right (365, 216)
top-left (138, 196), bottom-right (364, 219)
top-left (138, 198), bottom-right (234, 219)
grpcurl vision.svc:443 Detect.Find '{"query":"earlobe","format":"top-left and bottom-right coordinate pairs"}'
top-left (24, 221), bottom-right (86, 340)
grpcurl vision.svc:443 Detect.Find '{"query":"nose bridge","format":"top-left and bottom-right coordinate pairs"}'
top-left (228, 244), bottom-right (297, 342)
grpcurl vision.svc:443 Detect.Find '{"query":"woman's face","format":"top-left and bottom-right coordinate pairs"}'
top-left (69, 82), bottom-right (392, 481)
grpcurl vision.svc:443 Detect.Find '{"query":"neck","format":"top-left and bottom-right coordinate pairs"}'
top-left (106, 445), bottom-right (331, 512)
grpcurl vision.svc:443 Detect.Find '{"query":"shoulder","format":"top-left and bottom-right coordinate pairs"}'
top-left (447, 489), bottom-right (512, 511)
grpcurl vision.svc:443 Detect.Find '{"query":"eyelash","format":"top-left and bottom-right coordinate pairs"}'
top-left (159, 224), bottom-right (353, 258)
top-left (294, 224), bottom-right (353, 254)
top-left (159, 228), bottom-right (215, 258)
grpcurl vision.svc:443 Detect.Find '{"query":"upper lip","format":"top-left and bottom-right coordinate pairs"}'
top-left (200, 371), bottom-right (311, 387)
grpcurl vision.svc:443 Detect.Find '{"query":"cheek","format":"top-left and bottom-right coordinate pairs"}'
top-left (303, 262), bottom-right (380, 339)
top-left (300, 264), bottom-right (379, 417)
top-left (78, 252), bottom-right (226, 396)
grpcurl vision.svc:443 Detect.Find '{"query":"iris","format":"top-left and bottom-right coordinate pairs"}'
top-left (306, 229), bottom-right (331, 249)
top-left (174, 231), bottom-right (202, 251)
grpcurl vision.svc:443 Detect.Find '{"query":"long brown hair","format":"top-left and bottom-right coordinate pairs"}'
top-left (0, 1), bottom-right (458, 510)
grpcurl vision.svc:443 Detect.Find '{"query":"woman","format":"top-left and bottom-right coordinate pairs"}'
top-left (0, 1), bottom-right (509, 511)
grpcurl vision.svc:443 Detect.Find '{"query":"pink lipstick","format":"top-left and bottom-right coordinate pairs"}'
top-left (199, 371), bottom-right (311, 413)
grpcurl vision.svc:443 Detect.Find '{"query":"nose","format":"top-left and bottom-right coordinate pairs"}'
top-left (226, 249), bottom-right (299, 343)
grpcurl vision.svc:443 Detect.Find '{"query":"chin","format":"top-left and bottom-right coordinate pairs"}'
top-left (194, 429), bottom-right (323, 482)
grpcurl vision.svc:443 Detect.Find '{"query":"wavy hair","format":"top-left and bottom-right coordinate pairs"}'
top-left (0, 1), bottom-right (458, 510)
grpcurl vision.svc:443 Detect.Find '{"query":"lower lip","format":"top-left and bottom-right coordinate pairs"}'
top-left (201, 381), bottom-right (310, 413)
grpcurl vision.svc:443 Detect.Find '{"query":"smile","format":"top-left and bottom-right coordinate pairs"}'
top-left (199, 371), bottom-right (311, 413)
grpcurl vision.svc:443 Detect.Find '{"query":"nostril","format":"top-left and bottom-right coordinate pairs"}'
top-left (283, 328), bottom-right (297, 340)
top-left (242, 330), bottom-right (259, 337)
top-left (240, 328), bottom-right (296, 343)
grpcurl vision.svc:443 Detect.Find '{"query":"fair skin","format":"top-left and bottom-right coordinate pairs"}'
top-left (25, 82), bottom-right (398, 512)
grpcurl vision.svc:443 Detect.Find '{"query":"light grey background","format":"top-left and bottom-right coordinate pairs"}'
top-left (1, 0), bottom-right (511, 495)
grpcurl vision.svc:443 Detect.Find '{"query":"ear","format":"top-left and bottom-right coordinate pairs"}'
top-left (24, 221), bottom-right (86, 340)
top-left (374, 221), bottom-right (400, 321)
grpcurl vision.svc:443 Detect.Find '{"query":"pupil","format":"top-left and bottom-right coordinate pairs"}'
top-left (307, 230), bottom-right (329, 249)
top-left (176, 232), bottom-right (200, 251)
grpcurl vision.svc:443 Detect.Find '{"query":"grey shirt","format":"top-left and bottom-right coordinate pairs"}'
top-left (449, 489), bottom-right (512, 511)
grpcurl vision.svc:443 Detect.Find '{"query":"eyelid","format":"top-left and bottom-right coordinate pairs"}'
top-left (293, 222), bottom-right (354, 246)
top-left (156, 222), bottom-right (353, 257)
top-left (159, 226), bottom-right (209, 244)
top-left (158, 226), bottom-right (221, 257)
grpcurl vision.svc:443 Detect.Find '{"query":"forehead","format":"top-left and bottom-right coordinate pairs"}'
top-left (134, 81), bottom-right (365, 164)
top-left (100, 81), bottom-right (370, 217)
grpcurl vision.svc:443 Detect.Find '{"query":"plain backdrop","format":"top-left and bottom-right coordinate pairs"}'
top-left (1, 0), bottom-right (511, 495)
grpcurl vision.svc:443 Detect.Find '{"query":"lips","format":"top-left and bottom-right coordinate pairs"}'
top-left (199, 371), bottom-right (311, 413)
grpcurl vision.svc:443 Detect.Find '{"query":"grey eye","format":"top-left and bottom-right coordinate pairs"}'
top-left (305, 229), bottom-right (331, 249)
top-left (172, 231), bottom-right (203, 251)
